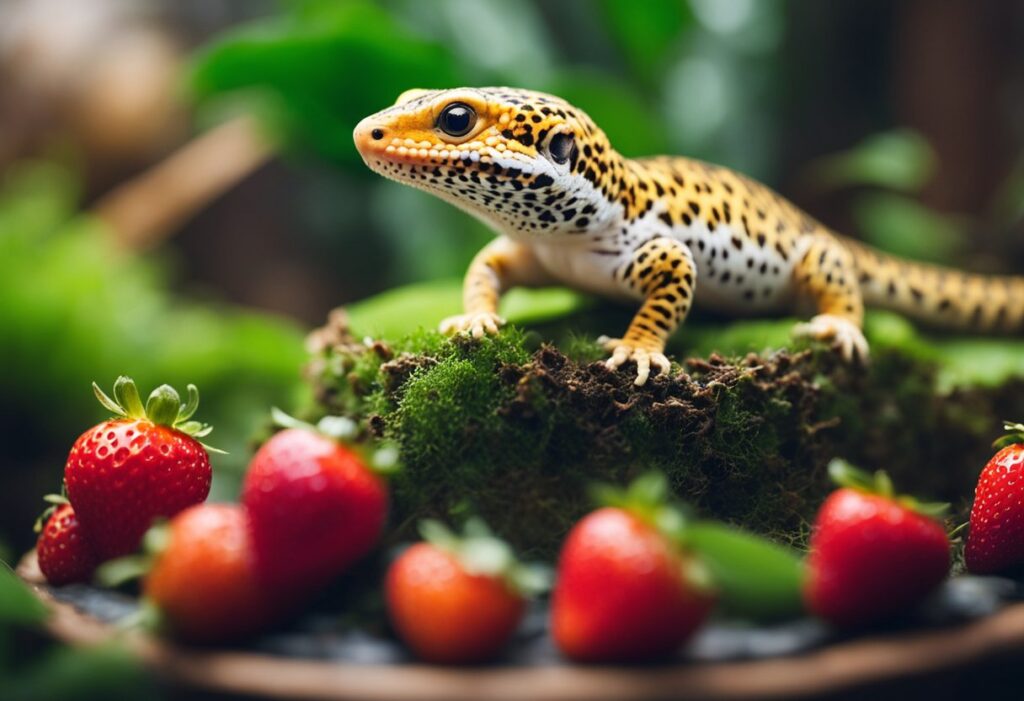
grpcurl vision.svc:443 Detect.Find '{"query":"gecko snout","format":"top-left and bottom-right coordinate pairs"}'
top-left (353, 118), bottom-right (388, 157)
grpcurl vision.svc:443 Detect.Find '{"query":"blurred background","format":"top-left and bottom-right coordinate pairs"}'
top-left (1, 0), bottom-right (1023, 697)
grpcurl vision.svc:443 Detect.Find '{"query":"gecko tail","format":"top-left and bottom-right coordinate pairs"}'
top-left (843, 238), bottom-right (1024, 333)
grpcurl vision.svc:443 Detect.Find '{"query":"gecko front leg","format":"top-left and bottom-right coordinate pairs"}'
top-left (602, 238), bottom-right (697, 386)
top-left (440, 236), bottom-right (552, 338)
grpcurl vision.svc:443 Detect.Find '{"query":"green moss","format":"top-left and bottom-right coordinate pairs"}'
top-left (305, 300), bottom-right (1024, 558)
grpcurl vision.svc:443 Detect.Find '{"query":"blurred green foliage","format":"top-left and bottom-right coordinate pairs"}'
top-left (0, 566), bottom-right (150, 700)
top-left (808, 130), bottom-right (937, 193)
top-left (0, 161), bottom-right (308, 504)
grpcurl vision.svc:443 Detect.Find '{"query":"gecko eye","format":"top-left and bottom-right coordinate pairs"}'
top-left (437, 103), bottom-right (476, 137)
top-left (548, 132), bottom-right (576, 165)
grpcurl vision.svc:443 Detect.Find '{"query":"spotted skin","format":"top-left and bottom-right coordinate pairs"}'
top-left (354, 87), bottom-right (1024, 385)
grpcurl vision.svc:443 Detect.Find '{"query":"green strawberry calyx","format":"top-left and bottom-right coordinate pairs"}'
top-left (94, 521), bottom-right (170, 588)
top-left (270, 407), bottom-right (401, 476)
top-left (591, 471), bottom-right (689, 543)
top-left (33, 491), bottom-right (69, 533)
top-left (591, 471), bottom-right (715, 594)
top-left (828, 458), bottom-right (949, 519)
top-left (418, 518), bottom-right (551, 599)
top-left (993, 421), bottom-right (1024, 450)
top-left (94, 523), bottom-right (167, 634)
top-left (93, 376), bottom-right (223, 453)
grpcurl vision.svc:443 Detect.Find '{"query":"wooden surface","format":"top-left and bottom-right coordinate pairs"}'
top-left (17, 551), bottom-right (1024, 701)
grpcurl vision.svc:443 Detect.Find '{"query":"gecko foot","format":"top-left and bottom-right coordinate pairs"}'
top-left (793, 314), bottom-right (870, 364)
top-left (598, 336), bottom-right (671, 386)
top-left (439, 311), bottom-right (505, 339)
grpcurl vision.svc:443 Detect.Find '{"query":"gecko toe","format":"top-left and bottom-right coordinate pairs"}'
top-left (794, 314), bottom-right (870, 365)
top-left (633, 350), bottom-right (651, 386)
top-left (439, 312), bottom-right (505, 338)
top-left (651, 353), bottom-right (672, 375)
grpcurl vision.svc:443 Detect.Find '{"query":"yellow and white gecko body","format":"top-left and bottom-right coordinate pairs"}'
top-left (354, 87), bottom-right (1024, 385)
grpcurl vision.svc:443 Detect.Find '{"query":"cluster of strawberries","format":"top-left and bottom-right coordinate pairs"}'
top-left (34, 376), bottom-right (1024, 664)
top-left (36, 377), bottom-right (214, 586)
top-left (37, 377), bottom-right (392, 642)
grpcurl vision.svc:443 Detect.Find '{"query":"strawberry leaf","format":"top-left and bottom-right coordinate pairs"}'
top-left (145, 384), bottom-right (182, 426)
top-left (0, 566), bottom-right (48, 626)
top-left (417, 517), bottom-right (550, 598)
top-left (178, 384), bottom-right (200, 423)
top-left (685, 522), bottom-right (806, 621)
top-left (92, 382), bottom-right (127, 417)
top-left (993, 421), bottom-right (1024, 450)
top-left (830, 458), bottom-right (947, 520)
top-left (113, 376), bottom-right (146, 419)
top-left (591, 471), bottom-right (690, 543)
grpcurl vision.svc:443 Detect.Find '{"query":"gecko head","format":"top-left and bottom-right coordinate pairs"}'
top-left (354, 87), bottom-right (624, 239)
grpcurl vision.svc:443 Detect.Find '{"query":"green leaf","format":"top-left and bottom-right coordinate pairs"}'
top-left (827, 458), bottom-right (877, 493)
top-left (5, 643), bottom-right (150, 701)
top-left (853, 193), bottom-right (968, 265)
top-left (189, 1), bottom-right (462, 166)
top-left (0, 565), bottom-right (48, 626)
top-left (806, 129), bottom-right (937, 193)
top-left (346, 279), bottom-right (591, 339)
top-left (597, 0), bottom-right (691, 81)
top-left (988, 153), bottom-right (1024, 227)
top-left (685, 522), bottom-right (806, 621)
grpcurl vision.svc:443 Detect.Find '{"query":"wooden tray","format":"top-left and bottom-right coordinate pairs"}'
top-left (17, 551), bottom-right (1024, 701)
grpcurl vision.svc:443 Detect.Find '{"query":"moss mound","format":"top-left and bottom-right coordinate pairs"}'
top-left (305, 309), bottom-right (1024, 558)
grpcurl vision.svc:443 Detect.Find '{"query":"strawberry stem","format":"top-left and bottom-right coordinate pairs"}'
top-left (993, 421), bottom-right (1024, 450)
top-left (828, 458), bottom-right (949, 519)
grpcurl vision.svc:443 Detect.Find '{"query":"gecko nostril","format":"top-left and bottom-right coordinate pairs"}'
top-left (371, 128), bottom-right (384, 140)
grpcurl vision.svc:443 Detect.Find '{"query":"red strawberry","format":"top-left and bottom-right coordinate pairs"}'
top-left (805, 461), bottom-right (950, 627)
top-left (143, 503), bottom-right (278, 642)
top-left (241, 422), bottom-right (388, 594)
top-left (385, 519), bottom-right (547, 664)
top-left (551, 473), bottom-right (715, 663)
top-left (966, 422), bottom-right (1024, 574)
top-left (64, 377), bottom-right (214, 560)
top-left (37, 503), bottom-right (98, 585)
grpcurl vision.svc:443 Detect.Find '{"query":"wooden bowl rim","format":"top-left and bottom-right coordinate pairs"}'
top-left (17, 550), bottom-right (1024, 701)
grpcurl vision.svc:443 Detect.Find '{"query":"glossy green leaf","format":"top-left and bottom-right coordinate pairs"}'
top-left (933, 338), bottom-right (1024, 392)
top-left (598, 0), bottom-right (692, 81)
top-left (685, 521), bottom-right (806, 621)
top-left (0, 565), bottom-right (47, 626)
top-left (190, 1), bottom-right (461, 166)
top-left (806, 129), bottom-right (937, 193)
top-left (853, 193), bottom-right (968, 265)
top-left (5, 644), bottom-right (150, 701)
top-left (347, 279), bottom-right (591, 339)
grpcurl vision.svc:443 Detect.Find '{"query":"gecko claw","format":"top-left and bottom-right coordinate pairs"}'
top-left (793, 314), bottom-right (870, 365)
top-left (439, 311), bottom-right (505, 338)
top-left (599, 336), bottom-right (671, 386)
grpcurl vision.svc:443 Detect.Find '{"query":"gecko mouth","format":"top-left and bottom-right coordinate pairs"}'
top-left (353, 117), bottom-right (486, 170)
top-left (357, 138), bottom-right (485, 171)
